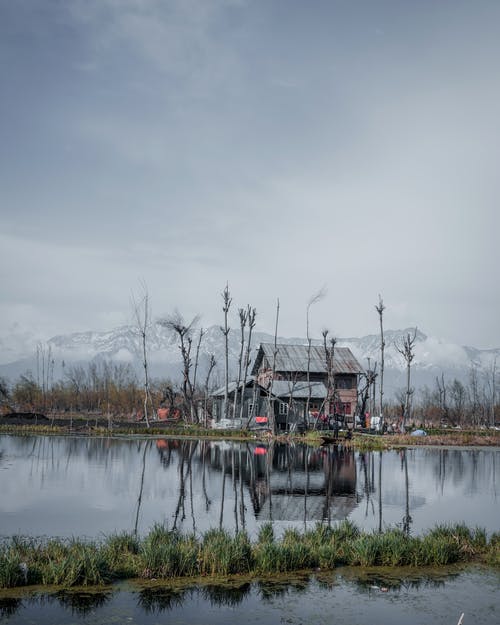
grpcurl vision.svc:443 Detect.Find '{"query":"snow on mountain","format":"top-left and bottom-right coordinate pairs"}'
top-left (0, 323), bottom-right (499, 398)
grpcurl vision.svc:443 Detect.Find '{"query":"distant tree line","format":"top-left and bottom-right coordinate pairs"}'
top-left (358, 367), bottom-right (498, 429)
top-left (1, 360), bottom-right (498, 429)
top-left (1, 286), bottom-right (498, 429)
top-left (0, 360), bottom-right (217, 421)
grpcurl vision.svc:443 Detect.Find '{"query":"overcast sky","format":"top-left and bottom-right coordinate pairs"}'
top-left (1, 0), bottom-right (499, 349)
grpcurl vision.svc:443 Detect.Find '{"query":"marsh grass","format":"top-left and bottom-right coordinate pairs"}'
top-left (0, 522), bottom-right (498, 589)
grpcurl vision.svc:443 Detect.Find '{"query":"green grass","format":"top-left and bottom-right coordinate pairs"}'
top-left (0, 522), bottom-right (498, 589)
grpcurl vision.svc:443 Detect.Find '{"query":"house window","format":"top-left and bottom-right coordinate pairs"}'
top-left (343, 402), bottom-right (351, 415)
top-left (279, 402), bottom-right (289, 415)
top-left (336, 377), bottom-right (354, 389)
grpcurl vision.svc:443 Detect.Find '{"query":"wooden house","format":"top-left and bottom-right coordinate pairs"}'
top-left (251, 343), bottom-right (364, 430)
top-left (210, 343), bottom-right (363, 431)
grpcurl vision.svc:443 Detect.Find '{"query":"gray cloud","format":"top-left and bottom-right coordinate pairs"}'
top-left (1, 0), bottom-right (499, 349)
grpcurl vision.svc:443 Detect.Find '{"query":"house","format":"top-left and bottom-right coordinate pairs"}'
top-left (210, 342), bottom-right (364, 431)
top-left (210, 377), bottom-right (258, 428)
top-left (251, 343), bottom-right (364, 430)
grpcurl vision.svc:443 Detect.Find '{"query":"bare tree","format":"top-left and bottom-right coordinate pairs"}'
top-left (360, 357), bottom-right (378, 428)
top-left (375, 295), bottom-right (386, 427)
top-left (192, 327), bottom-right (206, 395)
top-left (436, 373), bottom-right (448, 425)
top-left (160, 311), bottom-right (200, 422)
top-left (240, 306), bottom-right (257, 421)
top-left (132, 284), bottom-right (153, 427)
top-left (266, 298), bottom-right (280, 434)
top-left (204, 354), bottom-right (217, 426)
top-left (305, 287), bottom-right (327, 425)
top-left (469, 365), bottom-right (481, 427)
top-left (448, 378), bottom-right (467, 425)
top-left (396, 328), bottom-right (417, 431)
top-left (220, 284), bottom-right (232, 420)
top-left (232, 307), bottom-right (248, 421)
top-left (322, 329), bottom-right (337, 416)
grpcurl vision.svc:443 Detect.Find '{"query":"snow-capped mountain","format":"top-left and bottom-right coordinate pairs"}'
top-left (0, 324), bottom-right (498, 398)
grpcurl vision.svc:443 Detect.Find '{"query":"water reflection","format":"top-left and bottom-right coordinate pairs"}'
top-left (0, 435), bottom-right (498, 539)
top-left (1, 570), bottom-right (498, 624)
top-left (51, 590), bottom-right (112, 616)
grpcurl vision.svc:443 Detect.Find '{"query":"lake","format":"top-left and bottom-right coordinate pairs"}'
top-left (1, 568), bottom-right (499, 625)
top-left (1, 435), bottom-right (499, 625)
top-left (0, 435), bottom-right (498, 539)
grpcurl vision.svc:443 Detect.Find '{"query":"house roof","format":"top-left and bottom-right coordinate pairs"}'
top-left (251, 343), bottom-right (364, 376)
top-left (211, 376), bottom-right (256, 398)
top-left (268, 380), bottom-right (327, 399)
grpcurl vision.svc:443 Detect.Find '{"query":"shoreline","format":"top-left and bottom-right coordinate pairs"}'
top-left (1, 418), bottom-right (499, 449)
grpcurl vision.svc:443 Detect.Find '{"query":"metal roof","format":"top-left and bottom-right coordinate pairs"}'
top-left (269, 380), bottom-right (327, 399)
top-left (252, 344), bottom-right (364, 375)
top-left (211, 376), bottom-right (255, 398)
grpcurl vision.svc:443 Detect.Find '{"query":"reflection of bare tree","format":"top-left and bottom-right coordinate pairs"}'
top-left (201, 440), bottom-right (212, 513)
top-left (238, 447), bottom-right (246, 529)
top-left (400, 450), bottom-right (412, 535)
top-left (359, 453), bottom-right (375, 518)
top-left (172, 441), bottom-right (198, 530)
top-left (134, 440), bottom-right (152, 536)
top-left (232, 447), bottom-right (239, 532)
top-left (378, 451), bottom-right (383, 533)
top-left (268, 441), bottom-right (274, 523)
top-left (304, 444), bottom-right (309, 530)
top-left (219, 447), bottom-right (226, 529)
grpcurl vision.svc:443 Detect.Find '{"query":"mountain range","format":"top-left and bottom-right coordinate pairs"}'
top-left (1, 324), bottom-right (498, 399)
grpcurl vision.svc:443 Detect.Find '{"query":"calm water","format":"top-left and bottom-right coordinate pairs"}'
top-left (1, 568), bottom-right (499, 625)
top-left (0, 435), bottom-right (498, 538)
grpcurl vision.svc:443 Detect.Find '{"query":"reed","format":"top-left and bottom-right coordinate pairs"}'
top-left (0, 522), bottom-right (498, 589)
top-left (103, 532), bottom-right (141, 578)
top-left (199, 529), bottom-right (253, 576)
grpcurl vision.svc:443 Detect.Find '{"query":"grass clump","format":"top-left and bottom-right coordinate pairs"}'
top-left (43, 540), bottom-right (111, 586)
top-left (200, 529), bottom-right (253, 576)
top-left (485, 532), bottom-right (500, 567)
top-left (141, 524), bottom-right (198, 579)
top-left (103, 532), bottom-right (141, 578)
top-left (0, 522), bottom-right (498, 589)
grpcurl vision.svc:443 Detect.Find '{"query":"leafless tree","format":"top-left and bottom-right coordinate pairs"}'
top-left (232, 307), bottom-right (248, 421)
top-left (396, 328), bottom-right (417, 431)
top-left (160, 311), bottom-right (200, 422)
top-left (322, 329), bottom-right (337, 415)
top-left (239, 306), bottom-right (257, 421)
top-left (203, 354), bottom-right (217, 426)
top-left (305, 287), bottom-right (327, 425)
top-left (132, 284), bottom-right (153, 427)
top-left (266, 298), bottom-right (280, 434)
top-left (220, 284), bottom-right (232, 420)
top-left (36, 342), bottom-right (54, 411)
top-left (356, 357), bottom-right (377, 427)
top-left (375, 295), bottom-right (386, 427)
top-left (436, 372), bottom-right (448, 424)
top-left (469, 365), bottom-right (481, 426)
top-left (192, 327), bottom-right (206, 396)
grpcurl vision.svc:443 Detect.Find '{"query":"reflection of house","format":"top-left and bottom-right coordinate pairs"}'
top-left (194, 440), bottom-right (358, 523)
top-left (254, 445), bottom-right (358, 522)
